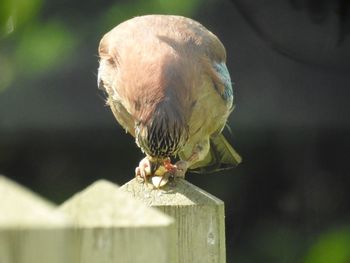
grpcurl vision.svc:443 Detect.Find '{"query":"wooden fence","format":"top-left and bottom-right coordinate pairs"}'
top-left (0, 175), bottom-right (226, 263)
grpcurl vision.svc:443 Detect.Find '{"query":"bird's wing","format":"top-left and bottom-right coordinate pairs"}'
top-left (190, 132), bottom-right (242, 173)
top-left (98, 32), bottom-right (136, 136)
top-left (190, 28), bottom-right (240, 172)
top-left (211, 62), bottom-right (234, 110)
top-left (201, 32), bottom-right (234, 111)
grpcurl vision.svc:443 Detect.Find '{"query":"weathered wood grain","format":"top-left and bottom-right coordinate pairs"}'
top-left (120, 178), bottom-right (226, 263)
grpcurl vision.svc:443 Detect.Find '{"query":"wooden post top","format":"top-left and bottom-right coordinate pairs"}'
top-left (59, 179), bottom-right (174, 227)
top-left (120, 178), bottom-right (227, 263)
top-left (0, 175), bottom-right (69, 228)
top-left (120, 178), bottom-right (224, 207)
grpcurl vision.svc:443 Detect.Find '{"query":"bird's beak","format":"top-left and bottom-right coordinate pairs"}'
top-left (148, 156), bottom-right (168, 174)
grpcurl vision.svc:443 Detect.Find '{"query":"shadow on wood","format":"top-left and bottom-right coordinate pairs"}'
top-left (120, 178), bottom-right (226, 263)
top-left (0, 176), bottom-right (226, 263)
top-left (59, 179), bottom-right (177, 263)
top-left (0, 175), bottom-right (72, 263)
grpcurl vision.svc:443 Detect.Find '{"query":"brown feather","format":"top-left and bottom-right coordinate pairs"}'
top-left (98, 15), bottom-right (240, 166)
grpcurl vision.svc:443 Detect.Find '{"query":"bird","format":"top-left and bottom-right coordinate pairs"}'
top-left (98, 15), bottom-right (241, 186)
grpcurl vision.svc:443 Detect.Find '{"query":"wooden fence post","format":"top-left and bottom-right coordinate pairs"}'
top-left (0, 175), bottom-right (73, 263)
top-left (0, 175), bottom-right (223, 263)
top-left (120, 178), bottom-right (226, 263)
top-left (59, 179), bottom-right (177, 263)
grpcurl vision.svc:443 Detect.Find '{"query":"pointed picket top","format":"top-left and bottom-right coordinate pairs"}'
top-left (0, 175), bottom-right (69, 228)
top-left (59, 179), bottom-right (173, 227)
top-left (120, 178), bottom-right (224, 207)
top-left (120, 178), bottom-right (226, 263)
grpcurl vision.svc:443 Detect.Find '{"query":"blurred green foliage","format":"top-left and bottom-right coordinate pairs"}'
top-left (1, 0), bottom-right (349, 262)
top-left (14, 21), bottom-right (76, 75)
top-left (0, 0), bottom-right (46, 92)
top-left (0, 0), bottom-right (42, 36)
top-left (305, 227), bottom-right (350, 263)
top-left (251, 224), bottom-right (303, 262)
top-left (233, 222), bottom-right (306, 263)
top-left (100, 0), bottom-right (200, 29)
top-left (0, 0), bottom-right (200, 94)
top-left (0, 0), bottom-right (11, 34)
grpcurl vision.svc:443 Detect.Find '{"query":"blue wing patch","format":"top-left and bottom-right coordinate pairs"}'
top-left (213, 62), bottom-right (234, 107)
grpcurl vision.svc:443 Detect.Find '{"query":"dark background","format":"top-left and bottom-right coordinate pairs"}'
top-left (1, 0), bottom-right (350, 262)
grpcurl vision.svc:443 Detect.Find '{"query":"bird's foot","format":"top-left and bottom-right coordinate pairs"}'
top-left (135, 157), bottom-right (152, 183)
top-left (135, 157), bottom-right (189, 188)
top-left (170, 160), bottom-right (189, 178)
top-left (135, 157), bottom-right (170, 188)
top-left (150, 160), bottom-right (188, 188)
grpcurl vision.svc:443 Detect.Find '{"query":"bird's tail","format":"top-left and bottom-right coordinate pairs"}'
top-left (190, 134), bottom-right (242, 174)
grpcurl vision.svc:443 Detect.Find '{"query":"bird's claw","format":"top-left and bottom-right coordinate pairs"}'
top-left (135, 157), bottom-right (152, 183)
top-left (135, 157), bottom-right (188, 188)
top-left (151, 160), bottom-right (188, 188)
top-left (172, 160), bottom-right (188, 178)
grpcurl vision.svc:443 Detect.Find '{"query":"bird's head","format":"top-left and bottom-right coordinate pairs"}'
top-left (135, 100), bottom-right (189, 169)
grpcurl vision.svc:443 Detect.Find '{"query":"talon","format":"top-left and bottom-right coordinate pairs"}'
top-left (135, 166), bottom-right (141, 177)
top-left (162, 159), bottom-right (188, 179)
top-left (135, 157), bottom-right (152, 182)
top-left (163, 158), bottom-right (176, 173)
top-left (135, 157), bottom-right (188, 188)
top-left (173, 160), bottom-right (188, 178)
